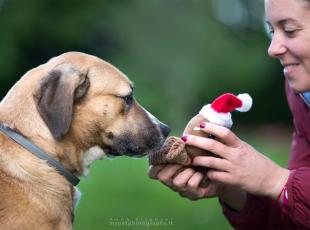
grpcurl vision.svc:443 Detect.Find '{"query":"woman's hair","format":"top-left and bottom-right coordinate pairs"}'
top-left (296, 0), bottom-right (310, 9)
top-left (301, 0), bottom-right (310, 6)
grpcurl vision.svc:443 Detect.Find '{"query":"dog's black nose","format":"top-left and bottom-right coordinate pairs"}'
top-left (159, 123), bottom-right (171, 137)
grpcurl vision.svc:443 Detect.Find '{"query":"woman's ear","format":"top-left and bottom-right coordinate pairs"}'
top-left (33, 63), bottom-right (90, 140)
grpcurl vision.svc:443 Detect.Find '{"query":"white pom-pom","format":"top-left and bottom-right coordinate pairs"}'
top-left (236, 93), bottom-right (253, 112)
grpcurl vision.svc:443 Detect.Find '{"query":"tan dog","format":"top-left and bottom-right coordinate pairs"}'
top-left (0, 52), bottom-right (170, 230)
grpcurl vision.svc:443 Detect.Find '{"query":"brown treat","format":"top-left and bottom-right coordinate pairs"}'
top-left (148, 93), bottom-right (253, 188)
top-left (148, 114), bottom-right (214, 166)
top-left (148, 114), bottom-right (213, 187)
top-left (183, 114), bottom-right (216, 158)
top-left (149, 136), bottom-right (190, 165)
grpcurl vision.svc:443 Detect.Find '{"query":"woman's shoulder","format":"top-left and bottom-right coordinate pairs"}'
top-left (285, 81), bottom-right (310, 138)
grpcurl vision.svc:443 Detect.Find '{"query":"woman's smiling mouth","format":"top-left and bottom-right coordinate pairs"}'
top-left (283, 63), bottom-right (300, 77)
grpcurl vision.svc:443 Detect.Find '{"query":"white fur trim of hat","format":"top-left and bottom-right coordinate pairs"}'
top-left (199, 93), bottom-right (253, 128)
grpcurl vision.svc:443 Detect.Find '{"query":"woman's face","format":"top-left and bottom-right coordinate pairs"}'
top-left (266, 0), bottom-right (310, 92)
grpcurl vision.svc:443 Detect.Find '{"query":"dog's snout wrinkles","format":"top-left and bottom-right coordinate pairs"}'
top-left (159, 123), bottom-right (170, 138)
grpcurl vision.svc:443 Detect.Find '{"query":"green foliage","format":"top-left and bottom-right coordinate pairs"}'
top-left (74, 158), bottom-right (232, 230)
top-left (0, 0), bottom-right (291, 129)
top-left (74, 131), bottom-right (289, 230)
top-left (0, 1), bottom-right (293, 229)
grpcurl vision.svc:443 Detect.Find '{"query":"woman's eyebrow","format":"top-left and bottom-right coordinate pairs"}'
top-left (266, 18), bottom-right (299, 26)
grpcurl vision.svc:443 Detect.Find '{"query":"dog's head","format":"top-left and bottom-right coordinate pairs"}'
top-left (32, 52), bottom-right (170, 158)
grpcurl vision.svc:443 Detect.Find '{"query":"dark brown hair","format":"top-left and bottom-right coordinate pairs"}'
top-left (301, 0), bottom-right (310, 6)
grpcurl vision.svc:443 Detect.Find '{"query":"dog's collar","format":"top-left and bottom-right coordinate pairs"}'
top-left (0, 124), bottom-right (80, 186)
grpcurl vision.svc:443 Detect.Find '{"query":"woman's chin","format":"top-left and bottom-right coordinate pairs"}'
top-left (287, 81), bottom-right (310, 93)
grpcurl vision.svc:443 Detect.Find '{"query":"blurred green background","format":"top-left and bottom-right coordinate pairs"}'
top-left (0, 0), bottom-right (292, 229)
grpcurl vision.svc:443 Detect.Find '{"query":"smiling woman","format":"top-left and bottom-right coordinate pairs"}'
top-left (148, 0), bottom-right (310, 229)
top-left (266, 0), bottom-right (310, 93)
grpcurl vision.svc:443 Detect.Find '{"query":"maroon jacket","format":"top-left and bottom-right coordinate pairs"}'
top-left (221, 81), bottom-right (310, 229)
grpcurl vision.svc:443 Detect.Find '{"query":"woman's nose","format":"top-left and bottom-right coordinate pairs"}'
top-left (268, 34), bottom-right (287, 58)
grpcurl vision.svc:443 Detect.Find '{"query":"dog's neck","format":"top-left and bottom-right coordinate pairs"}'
top-left (0, 132), bottom-right (76, 229)
top-left (0, 124), bottom-right (81, 186)
top-left (0, 118), bottom-right (108, 179)
top-left (0, 85), bottom-right (108, 178)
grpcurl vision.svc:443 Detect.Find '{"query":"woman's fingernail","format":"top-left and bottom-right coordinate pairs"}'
top-left (200, 122), bottom-right (206, 128)
top-left (181, 135), bottom-right (188, 142)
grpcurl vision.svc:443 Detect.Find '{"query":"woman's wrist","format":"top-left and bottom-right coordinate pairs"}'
top-left (264, 167), bottom-right (290, 200)
top-left (218, 185), bottom-right (247, 211)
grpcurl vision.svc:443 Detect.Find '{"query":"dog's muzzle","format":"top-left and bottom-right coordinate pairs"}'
top-left (159, 122), bottom-right (171, 138)
top-left (103, 122), bottom-right (170, 158)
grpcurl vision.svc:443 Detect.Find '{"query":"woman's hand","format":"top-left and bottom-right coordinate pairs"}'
top-left (148, 164), bottom-right (247, 210)
top-left (185, 122), bottom-right (290, 199)
top-left (148, 164), bottom-right (225, 200)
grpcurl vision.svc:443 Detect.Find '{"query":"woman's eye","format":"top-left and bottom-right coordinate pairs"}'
top-left (283, 25), bottom-right (299, 37)
top-left (284, 29), bottom-right (296, 36)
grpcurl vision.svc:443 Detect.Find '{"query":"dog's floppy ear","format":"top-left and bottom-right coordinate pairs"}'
top-left (33, 63), bottom-right (90, 140)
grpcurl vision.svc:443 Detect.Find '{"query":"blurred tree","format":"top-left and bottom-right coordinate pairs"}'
top-left (0, 1), bottom-right (292, 230)
top-left (0, 0), bottom-right (291, 132)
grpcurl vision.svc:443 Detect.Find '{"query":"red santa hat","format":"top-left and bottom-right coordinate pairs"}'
top-left (199, 93), bottom-right (253, 128)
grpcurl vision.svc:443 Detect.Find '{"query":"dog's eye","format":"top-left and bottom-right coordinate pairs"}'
top-left (122, 94), bottom-right (133, 106)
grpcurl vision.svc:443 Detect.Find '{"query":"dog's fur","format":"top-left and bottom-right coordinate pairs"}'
top-left (0, 52), bottom-right (169, 230)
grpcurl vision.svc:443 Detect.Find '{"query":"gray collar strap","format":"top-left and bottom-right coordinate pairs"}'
top-left (0, 124), bottom-right (80, 186)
